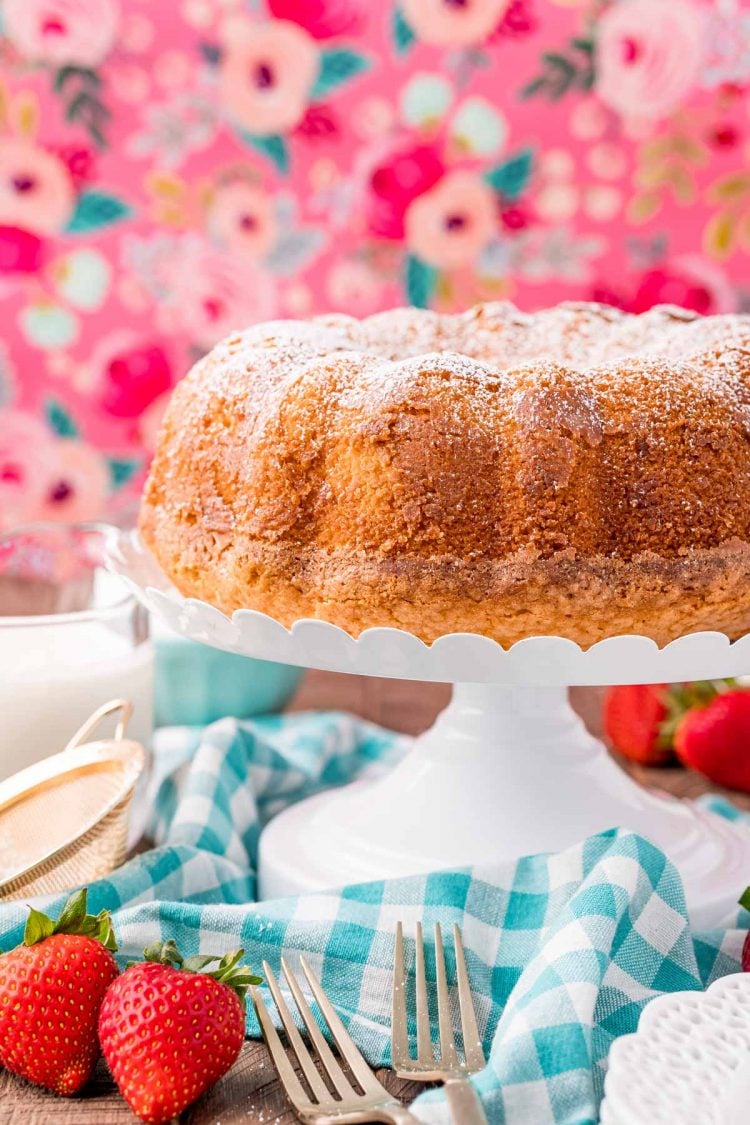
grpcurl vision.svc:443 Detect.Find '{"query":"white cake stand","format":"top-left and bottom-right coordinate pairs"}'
top-left (107, 532), bottom-right (750, 928)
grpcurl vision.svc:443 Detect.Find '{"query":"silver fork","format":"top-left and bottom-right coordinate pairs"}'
top-left (252, 955), bottom-right (420, 1124)
top-left (392, 922), bottom-right (488, 1125)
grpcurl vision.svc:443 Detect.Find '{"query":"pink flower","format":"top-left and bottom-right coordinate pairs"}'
top-left (405, 170), bottom-right (498, 269)
top-left (154, 235), bottom-right (276, 348)
top-left (218, 17), bottom-right (319, 136)
top-left (34, 440), bottom-right (109, 524)
top-left (400, 0), bottom-right (510, 48)
top-left (326, 259), bottom-right (384, 314)
top-left (91, 331), bottom-right (173, 418)
top-left (0, 411), bottom-right (56, 531)
top-left (207, 180), bottom-right (278, 259)
top-left (366, 142), bottom-right (444, 239)
top-left (0, 225), bottom-right (45, 274)
top-left (596, 0), bottom-right (705, 123)
top-left (267, 0), bottom-right (365, 40)
top-left (0, 138), bottom-right (75, 236)
top-left (3, 0), bottom-right (120, 67)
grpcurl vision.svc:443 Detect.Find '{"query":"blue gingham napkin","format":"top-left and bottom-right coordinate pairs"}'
top-left (0, 714), bottom-right (745, 1125)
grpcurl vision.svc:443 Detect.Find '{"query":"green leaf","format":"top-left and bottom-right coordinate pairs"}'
top-left (54, 65), bottom-right (100, 93)
top-left (518, 38), bottom-right (595, 103)
top-left (392, 7), bottom-right (415, 55)
top-left (310, 48), bottom-right (370, 100)
top-left (108, 456), bottom-right (141, 490)
top-left (45, 397), bottom-right (79, 439)
top-left (484, 146), bottom-right (534, 202)
top-left (92, 911), bottom-right (118, 952)
top-left (65, 190), bottom-right (131, 234)
top-left (144, 939), bottom-right (183, 966)
top-left (542, 51), bottom-right (576, 75)
top-left (24, 908), bottom-right (55, 947)
top-left (740, 887), bottom-right (750, 913)
top-left (240, 132), bottom-right (289, 175)
top-left (183, 954), bottom-right (221, 973)
top-left (211, 949), bottom-right (262, 1003)
top-left (217, 949), bottom-right (245, 974)
top-left (53, 888), bottom-right (88, 933)
top-left (519, 75), bottom-right (548, 100)
top-left (405, 255), bottom-right (437, 309)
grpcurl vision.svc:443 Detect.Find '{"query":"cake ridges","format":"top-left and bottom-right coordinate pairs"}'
top-left (140, 300), bottom-right (750, 646)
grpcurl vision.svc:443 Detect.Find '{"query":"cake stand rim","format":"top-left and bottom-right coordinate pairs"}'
top-left (106, 529), bottom-right (750, 686)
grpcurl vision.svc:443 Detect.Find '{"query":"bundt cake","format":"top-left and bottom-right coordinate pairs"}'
top-left (139, 301), bottom-right (750, 647)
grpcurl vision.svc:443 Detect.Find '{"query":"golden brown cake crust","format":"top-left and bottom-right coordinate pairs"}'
top-left (139, 301), bottom-right (750, 646)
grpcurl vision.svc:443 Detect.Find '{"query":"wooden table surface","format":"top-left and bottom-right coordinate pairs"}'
top-left (1, 673), bottom-right (746, 1124)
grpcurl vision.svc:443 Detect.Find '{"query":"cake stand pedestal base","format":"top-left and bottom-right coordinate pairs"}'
top-left (258, 684), bottom-right (750, 927)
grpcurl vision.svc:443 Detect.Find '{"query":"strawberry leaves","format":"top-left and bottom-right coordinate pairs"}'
top-left (23, 888), bottom-right (117, 952)
top-left (140, 940), bottom-right (262, 1003)
top-left (23, 909), bottom-right (55, 946)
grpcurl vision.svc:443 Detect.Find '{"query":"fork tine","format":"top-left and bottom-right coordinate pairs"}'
top-left (250, 985), bottom-right (310, 1112)
top-left (298, 955), bottom-right (386, 1098)
top-left (262, 961), bottom-right (331, 1104)
top-left (391, 922), bottom-right (411, 1071)
top-left (280, 957), bottom-right (354, 1100)
top-left (414, 922), bottom-right (434, 1066)
top-left (453, 925), bottom-right (486, 1070)
top-left (434, 923), bottom-right (459, 1070)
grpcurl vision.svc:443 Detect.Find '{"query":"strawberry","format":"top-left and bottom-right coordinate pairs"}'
top-left (99, 939), bottom-right (260, 1124)
top-left (604, 683), bottom-right (673, 764)
top-left (0, 888), bottom-right (118, 1095)
top-left (674, 689), bottom-right (750, 792)
top-left (603, 680), bottom-right (734, 766)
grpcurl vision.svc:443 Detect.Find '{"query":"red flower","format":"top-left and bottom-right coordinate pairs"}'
top-left (708, 123), bottom-right (739, 149)
top-left (366, 143), bottom-right (444, 240)
top-left (500, 206), bottom-right (530, 231)
top-left (630, 268), bottom-right (713, 315)
top-left (295, 103), bottom-right (338, 138)
top-left (0, 225), bottom-right (45, 273)
top-left (100, 342), bottom-right (173, 418)
top-left (267, 0), bottom-right (365, 39)
top-left (491, 0), bottom-right (536, 39)
top-left (49, 145), bottom-right (96, 191)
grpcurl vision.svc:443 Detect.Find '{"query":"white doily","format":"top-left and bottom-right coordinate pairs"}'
top-left (602, 973), bottom-right (750, 1125)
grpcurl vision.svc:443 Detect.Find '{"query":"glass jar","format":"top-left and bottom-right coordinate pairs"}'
top-left (0, 523), bottom-right (154, 781)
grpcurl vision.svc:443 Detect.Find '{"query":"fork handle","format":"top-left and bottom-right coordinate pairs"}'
top-left (444, 1078), bottom-right (489, 1125)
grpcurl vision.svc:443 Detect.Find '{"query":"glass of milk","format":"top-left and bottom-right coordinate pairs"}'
top-left (0, 523), bottom-right (154, 783)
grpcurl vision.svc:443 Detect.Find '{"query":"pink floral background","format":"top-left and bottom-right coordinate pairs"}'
top-left (1, 0), bottom-right (749, 527)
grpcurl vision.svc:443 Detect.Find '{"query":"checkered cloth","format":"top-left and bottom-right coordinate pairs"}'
top-left (0, 714), bottom-right (746, 1124)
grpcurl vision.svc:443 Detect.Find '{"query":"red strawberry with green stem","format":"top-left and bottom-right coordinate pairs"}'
top-left (99, 939), bottom-right (261, 1124)
top-left (0, 888), bottom-right (118, 1095)
top-left (674, 689), bottom-right (750, 793)
top-left (604, 683), bottom-right (673, 765)
top-left (603, 680), bottom-right (734, 766)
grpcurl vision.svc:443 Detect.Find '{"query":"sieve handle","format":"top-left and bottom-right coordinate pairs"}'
top-left (63, 699), bottom-right (134, 752)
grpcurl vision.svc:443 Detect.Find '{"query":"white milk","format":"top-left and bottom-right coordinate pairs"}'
top-left (0, 616), bottom-right (154, 780)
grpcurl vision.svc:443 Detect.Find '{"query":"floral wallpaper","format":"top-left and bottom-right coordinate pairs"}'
top-left (0, 0), bottom-right (749, 528)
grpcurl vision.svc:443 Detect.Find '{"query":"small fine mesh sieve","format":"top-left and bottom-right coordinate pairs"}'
top-left (0, 700), bottom-right (144, 901)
